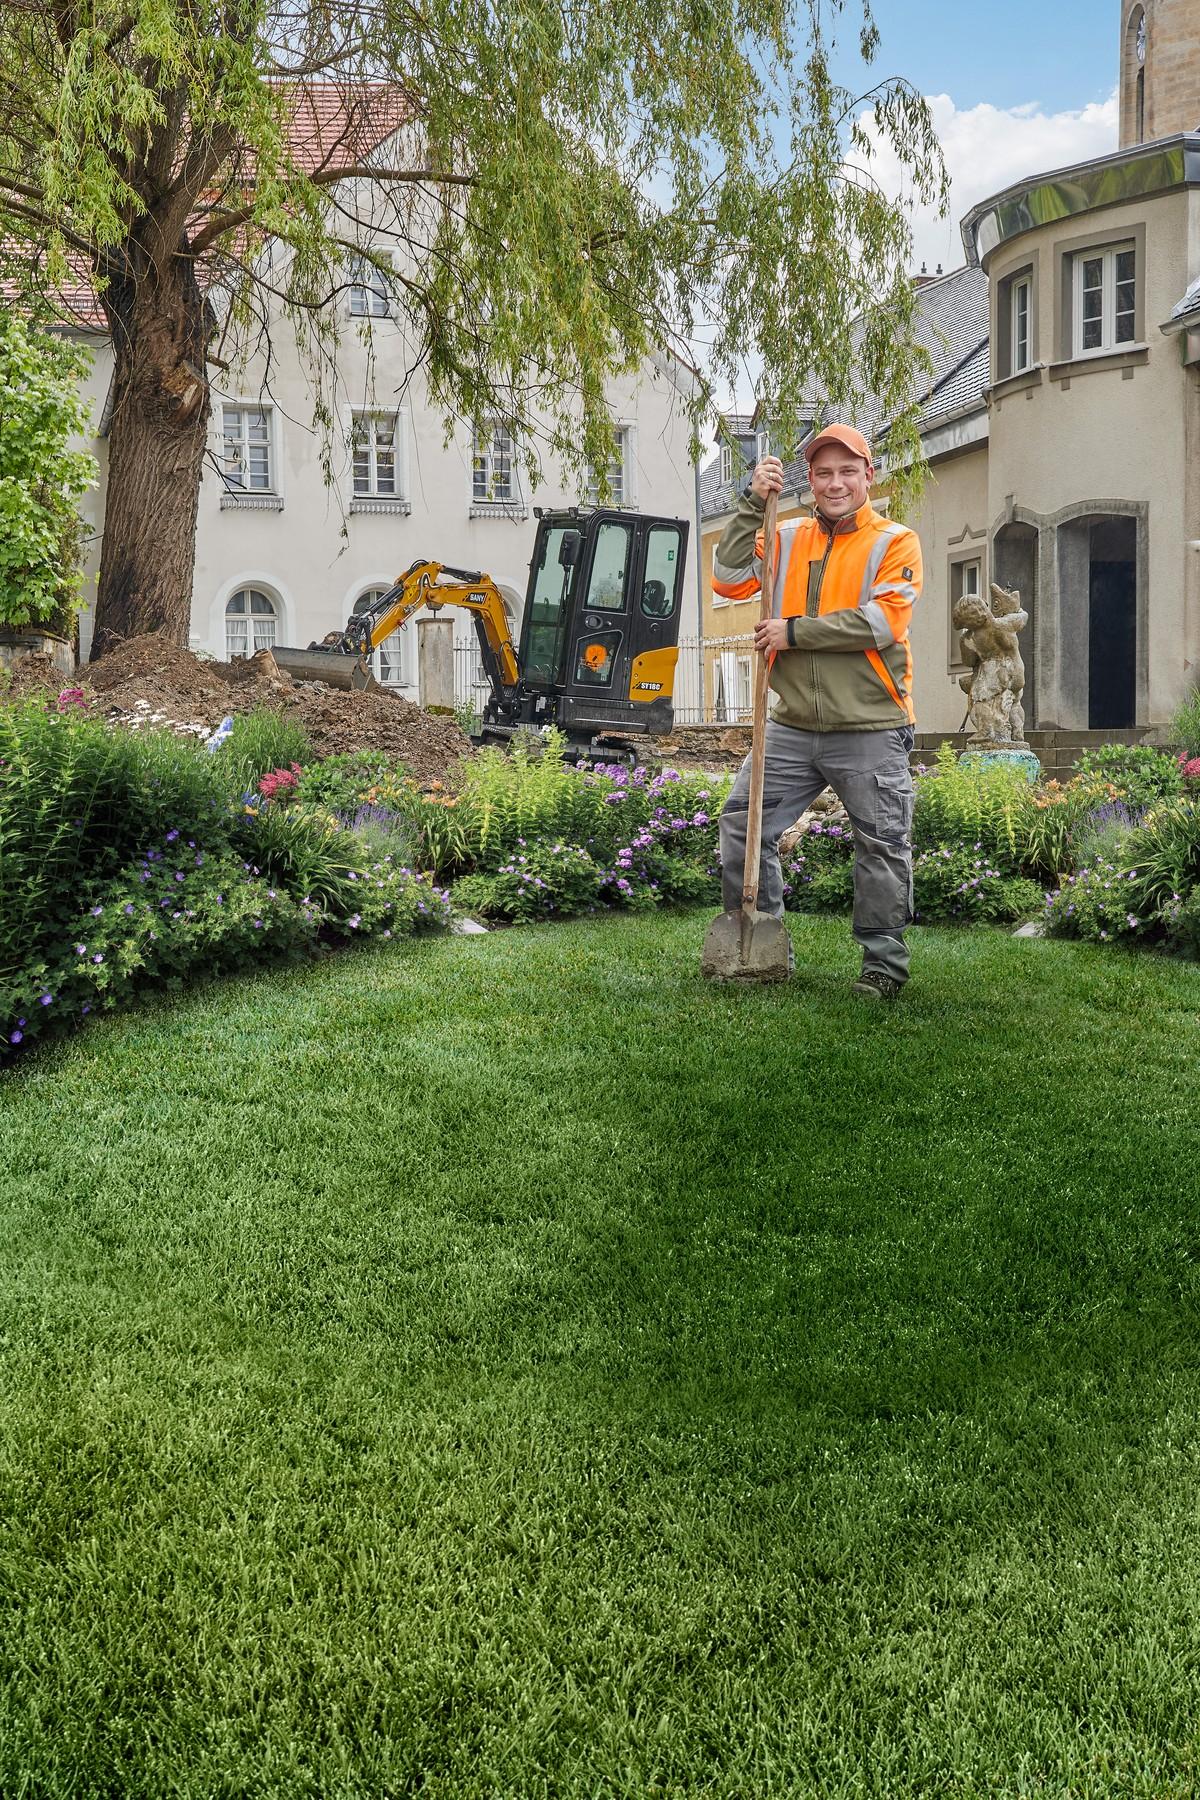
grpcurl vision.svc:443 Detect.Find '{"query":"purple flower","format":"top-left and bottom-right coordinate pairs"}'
top-left (81, 1003), bottom-right (92, 1016)
top-left (92, 953), bottom-right (103, 964)
top-left (39, 994), bottom-right (51, 1006)
top-left (174, 871), bottom-right (185, 883)
top-left (9, 1031), bottom-right (22, 1045)
top-left (165, 829), bottom-right (179, 843)
top-left (91, 906), bottom-right (104, 917)
top-left (75, 944), bottom-right (87, 956)
top-left (123, 904), bottom-right (134, 915)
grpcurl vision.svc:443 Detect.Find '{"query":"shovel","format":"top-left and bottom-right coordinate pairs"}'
top-left (701, 488), bottom-right (792, 984)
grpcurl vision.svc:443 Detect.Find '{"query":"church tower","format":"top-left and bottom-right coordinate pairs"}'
top-left (1120, 1), bottom-right (1200, 148)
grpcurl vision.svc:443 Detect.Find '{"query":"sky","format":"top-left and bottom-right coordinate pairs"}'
top-left (714, 0), bottom-right (1120, 415)
top-left (847, 0), bottom-right (1120, 277)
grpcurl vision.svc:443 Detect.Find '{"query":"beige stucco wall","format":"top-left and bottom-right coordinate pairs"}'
top-left (982, 185), bottom-right (1197, 725)
top-left (905, 444), bottom-right (991, 736)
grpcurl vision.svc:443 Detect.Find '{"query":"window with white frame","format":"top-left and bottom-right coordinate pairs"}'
top-left (736, 655), bottom-right (752, 717)
top-left (225, 588), bottom-right (279, 658)
top-left (472, 423), bottom-right (515, 503)
top-left (352, 588), bottom-right (409, 686)
top-left (221, 405), bottom-right (273, 492)
top-left (585, 428), bottom-right (628, 507)
top-left (1073, 244), bottom-right (1136, 356)
top-left (719, 443), bottom-right (733, 485)
top-left (353, 412), bottom-right (399, 498)
top-left (1011, 275), bottom-right (1032, 373)
top-left (347, 254), bottom-right (390, 317)
top-left (755, 429), bottom-right (770, 463)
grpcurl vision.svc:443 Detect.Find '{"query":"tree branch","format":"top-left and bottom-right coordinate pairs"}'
top-left (187, 165), bottom-right (475, 258)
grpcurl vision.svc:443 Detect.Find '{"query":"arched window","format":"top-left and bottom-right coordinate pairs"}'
top-left (225, 587), bottom-right (278, 658)
top-left (353, 589), bottom-right (411, 687)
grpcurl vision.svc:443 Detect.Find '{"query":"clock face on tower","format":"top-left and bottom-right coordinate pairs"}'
top-left (1137, 13), bottom-right (1147, 63)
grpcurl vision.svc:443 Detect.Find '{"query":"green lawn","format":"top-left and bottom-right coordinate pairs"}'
top-left (3, 915), bottom-right (1200, 1798)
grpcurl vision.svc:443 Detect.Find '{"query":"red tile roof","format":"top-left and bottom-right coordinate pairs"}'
top-left (4, 80), bottom-right (412, 331)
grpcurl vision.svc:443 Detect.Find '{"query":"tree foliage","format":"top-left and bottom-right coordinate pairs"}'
top-left (0, 0), bottom-right (946, 641)
top-left (0, 315), bottom-right (95, 632)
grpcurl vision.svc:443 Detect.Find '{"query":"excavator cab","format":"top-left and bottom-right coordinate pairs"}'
top-left (480, 507), bottom-right (688, 751)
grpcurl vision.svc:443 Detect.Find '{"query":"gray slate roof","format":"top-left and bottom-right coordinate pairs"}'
top-left (700, 264), bottom-right (989, 521)
top-left (1166, 274), bottom-right (1200, 330)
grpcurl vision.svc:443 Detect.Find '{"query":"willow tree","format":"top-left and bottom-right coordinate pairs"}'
top-left (0, 0), bottom-right (946, 657)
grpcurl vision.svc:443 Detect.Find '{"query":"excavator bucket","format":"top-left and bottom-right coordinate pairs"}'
top-left (268, 646), bottom-right (379, 691)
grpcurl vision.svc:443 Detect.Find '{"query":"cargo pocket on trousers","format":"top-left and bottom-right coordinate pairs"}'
top-left (875, 771), bottom-right (913, 841)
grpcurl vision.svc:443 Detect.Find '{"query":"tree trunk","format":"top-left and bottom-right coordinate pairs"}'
top-left (90, 251), bottom-right (213, 660)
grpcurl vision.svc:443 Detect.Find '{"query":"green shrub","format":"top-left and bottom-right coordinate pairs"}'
top-left (1073, 743), bottom-right (1182, 808)
top-left (0, 315), bottom-right (96, 630)
top-left (228, 803), bottom-right (358, 910)
top-left (781, 820), bottom-right (855, 913)
top-left (1163, 888), bottom-right (1200, 960)
top-left (913, 844), bottom-right (1043, 924)
top-left (912, 744), bottom-right (1032, 872)
top-left (1169, 687), bottom-right (1200, 761)
top-left (295, 750), bottom-right (404, 814)
top-left (393, 735), bottom-right (727, 881)
top-left (341, 803), bottom-right (420, 865)
top-left (216, 709), bottom-right (315, 798)
top-left (2, 840), bottom-right (450, 1056)
top-left (1017, 781), bottom-right (1107, 881)
top-left (0, 704), bottom-right (230, 978)
top-left (453, 841), bottom-right (603, 920)
top-left (1043, 859), bottom-right (1164, 946)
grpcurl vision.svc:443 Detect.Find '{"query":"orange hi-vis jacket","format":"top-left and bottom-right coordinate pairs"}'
top-left (712, 493), bottom-right (923, 732)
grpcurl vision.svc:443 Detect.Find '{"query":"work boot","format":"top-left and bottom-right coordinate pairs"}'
top-left (851, 970), bottom-right (903, 1001)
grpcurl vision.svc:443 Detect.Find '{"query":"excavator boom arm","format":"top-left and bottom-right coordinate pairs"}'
top-left (350, 562), bottom-right (519, 690)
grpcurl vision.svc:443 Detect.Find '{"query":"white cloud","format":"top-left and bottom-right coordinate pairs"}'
top-left (866, 89), bottom-right (1120, 276)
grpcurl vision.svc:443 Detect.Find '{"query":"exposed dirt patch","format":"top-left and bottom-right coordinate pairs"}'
top-left (3, 636), bottom-right (471, 784)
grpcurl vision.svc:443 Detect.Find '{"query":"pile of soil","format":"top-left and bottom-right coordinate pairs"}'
top-left (4, 634), bottom-right (471, 784)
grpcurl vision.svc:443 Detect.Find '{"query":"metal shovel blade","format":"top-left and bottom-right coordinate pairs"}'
top-left (700, 905), bottom-right (792, 983)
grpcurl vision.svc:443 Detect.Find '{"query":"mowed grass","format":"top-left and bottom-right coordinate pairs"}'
top-left (3, 915), bottom-right (1200, 1798)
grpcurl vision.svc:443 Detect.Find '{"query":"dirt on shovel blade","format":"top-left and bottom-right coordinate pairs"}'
top-left (700, 906), bottom-right (792, 982)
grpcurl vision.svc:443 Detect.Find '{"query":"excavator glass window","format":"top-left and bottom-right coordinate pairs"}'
top-left (586, 522), bottom-right (632, 610)
top-left (573, 629), bottom-right (622, 686)
top-left (641, 526), bottom-right (682, 618)
top-left (523, 525), bottom-right (578, 682)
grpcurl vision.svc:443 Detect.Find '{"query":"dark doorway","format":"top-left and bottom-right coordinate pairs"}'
top-left (1088, 517), bottom-right (1136, 728)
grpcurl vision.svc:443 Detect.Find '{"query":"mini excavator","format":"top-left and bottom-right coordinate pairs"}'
top-left (270, 507), bottom-right (689, 756)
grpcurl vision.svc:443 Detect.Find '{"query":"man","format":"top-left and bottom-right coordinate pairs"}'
top-left (712, 424), bottom-right (922, 999)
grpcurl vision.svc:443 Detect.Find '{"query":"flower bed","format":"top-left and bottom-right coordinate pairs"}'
top-left (7, 681), bottom-right (1200, 1062)
top-left (0, 699), bottom-right (449, 1059)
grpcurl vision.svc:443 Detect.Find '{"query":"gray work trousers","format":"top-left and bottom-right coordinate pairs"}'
top-left (719, 721), bottom-right (916, 984)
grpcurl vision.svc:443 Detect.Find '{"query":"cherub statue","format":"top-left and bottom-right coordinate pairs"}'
top-left (953, 582), bottom-right (1028, 745)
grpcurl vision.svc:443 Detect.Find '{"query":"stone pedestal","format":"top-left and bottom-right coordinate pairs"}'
top-left (417, 616), bottom-right (455, 713)
top-left (959, 745), bottom-right (1042, 784)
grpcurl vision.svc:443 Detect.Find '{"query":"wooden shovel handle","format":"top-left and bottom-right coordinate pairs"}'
top-left (742, 489), bottom-right (778, 913)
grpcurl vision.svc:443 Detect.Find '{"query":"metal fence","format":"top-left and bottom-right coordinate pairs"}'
top-left (452, 634), bottom-right (757, 728)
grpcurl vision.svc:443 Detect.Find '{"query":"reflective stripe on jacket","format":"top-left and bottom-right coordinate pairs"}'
top-left (712, 493), bottom-right (922, 731)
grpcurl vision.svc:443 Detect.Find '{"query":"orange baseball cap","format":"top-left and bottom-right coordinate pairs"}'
top-left (803, 423), bottom-right (874, 467)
